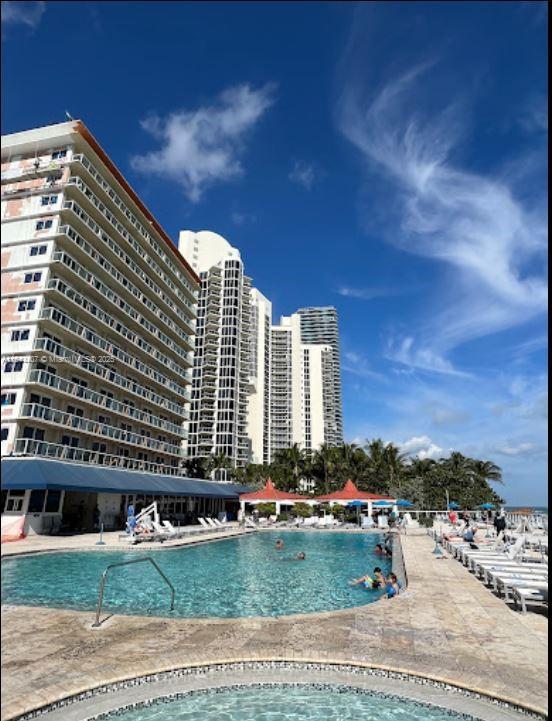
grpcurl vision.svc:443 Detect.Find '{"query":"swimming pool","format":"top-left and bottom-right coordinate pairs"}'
top-left (76, 686), bottom-right (476, 721)
top-left (1, 531), bottom-right (393, 618)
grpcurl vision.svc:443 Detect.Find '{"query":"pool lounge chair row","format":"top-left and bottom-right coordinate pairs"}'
top-left (432, 527), bottom-right (548, 614)
top-left (126, 517), bottom-right (234, 544)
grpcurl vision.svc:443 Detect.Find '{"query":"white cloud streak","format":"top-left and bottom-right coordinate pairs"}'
top-left (1, 1), bottom-right (45, 29)
top-left (337, 59), bottom-right (547, 375)
top-left (401, 435), bottom-right (445, 460)
top-left (131, 83), bottom-right (276, 202)
top-left (289, 161), bottom-right (318, 190)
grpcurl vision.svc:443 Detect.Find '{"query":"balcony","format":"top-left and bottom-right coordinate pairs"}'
top-left (60, 206), bottom-right (196, 345)
top-left (27, 369), bottom-right (187, 436)
top-left (11, 438), bottom-right (183, 476)
top-left (53, 244), bottom-right (193, 368)
top-left (34, 336), bottom-right (187, 417)
top-left (71, 153), bottom-right (197, 303)
top-left (65, 176), bottom-right (196, 312)
top-left (38, 307), bottom-right (190, 402)
top-left (47, 278), bottom-right (191, 384)
top-left (20, 404), bottom-right (184, 456)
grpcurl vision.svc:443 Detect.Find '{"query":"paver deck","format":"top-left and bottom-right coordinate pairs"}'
top-left (1, 529), bottom-right (548, 720)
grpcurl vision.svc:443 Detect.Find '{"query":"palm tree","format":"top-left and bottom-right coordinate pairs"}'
top-left (469, 459), bottom-right (503, 485)
top-left (311, 443), bottom-right (335, 494)
top-left (273, 444), bottom-right (307, 492)
top-left (206, 452), bottom-right (232, 481)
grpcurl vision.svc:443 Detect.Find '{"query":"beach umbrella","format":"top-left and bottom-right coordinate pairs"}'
top-left (480, 503), bottom-right (495, 510)
top-left (396, 499), bottom-right (413, 507)
top-left (373, 500), bottom-right (392, 507)
top-left (447, 502), bottom-right (459, 510)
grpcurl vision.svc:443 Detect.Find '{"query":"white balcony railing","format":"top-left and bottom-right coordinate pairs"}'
top-left (20, 403), bottom-right (184, 456)
top-left (11, 438), bottom-right (182, 476)
top-left (27, 369), bottom-right (187, 436)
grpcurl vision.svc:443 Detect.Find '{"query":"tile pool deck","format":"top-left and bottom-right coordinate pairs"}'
top-left (1, 529), bottom-right (548, 719)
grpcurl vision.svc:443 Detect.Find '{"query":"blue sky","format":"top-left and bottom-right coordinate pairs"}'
top-left (2, 1), bottom-right (547, 504)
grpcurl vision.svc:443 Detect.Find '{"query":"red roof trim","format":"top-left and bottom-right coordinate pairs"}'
top-left (74, 121), bottom-right (200, 285)
top-left (240, 478), bottom-right (310, 502)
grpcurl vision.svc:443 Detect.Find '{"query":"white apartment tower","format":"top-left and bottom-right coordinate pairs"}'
top-left (297, 306), bottom-right (343, 445)
top-left (1, 121), bottom-right (198, 476)
top-left (270, 314), bottom-right (335, 459)
top-left (178, 231), bottom-right (254, 471)
top-left (247, 288), bottom-right (272, 465)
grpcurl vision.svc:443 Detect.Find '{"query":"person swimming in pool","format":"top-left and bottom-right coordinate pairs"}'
top-left (384, 573), bottom-right (402, 599)
top-left (296, 551), bottom-right (306, 560)
top-left (350, 567), bottom-right (385, 589)
top-left (275, 539), bottom-right (285, 550)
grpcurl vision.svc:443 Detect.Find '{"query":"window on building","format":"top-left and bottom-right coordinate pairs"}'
top-left (18, 300), bottom-right (36, 312)
top-left (40, 195), bottom-right (58, 206)
top-left (3, 361), bottom-right (23, 372)
top-left (51, 150), bottom-right (67, 160)
top-left (1, 393), bottom-right (17, 406)
top-left (44, 490), bottom-right (62, 513)
top-left (10, 329), bottom-right (30, 341)
top-left (30, 245), bottom-right (47, 257)
top-left (24, 272), bottom-right (42, 284)
top-left (28, 489), bottom-right (47, 513)
top-left (5, 490), bottom-right (25, 512)
top-left (35, 220), bottom-right (53, 231)
top-left (1, 428), bottom-right (8, 441)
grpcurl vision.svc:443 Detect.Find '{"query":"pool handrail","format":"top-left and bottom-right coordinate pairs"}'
top-left (92, 556), bottom-right (175, 627)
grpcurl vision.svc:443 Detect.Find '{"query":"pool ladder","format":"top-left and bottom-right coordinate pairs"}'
top-left (92, 556), bottom-right (175, 628)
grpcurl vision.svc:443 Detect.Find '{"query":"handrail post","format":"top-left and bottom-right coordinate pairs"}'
top-left (91, 556), bottom-right (175, 628)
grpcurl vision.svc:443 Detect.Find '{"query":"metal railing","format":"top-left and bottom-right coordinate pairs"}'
top-left (92, 557), bottom-right (175, 627)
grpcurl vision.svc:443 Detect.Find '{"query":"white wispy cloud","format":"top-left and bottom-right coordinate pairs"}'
top-left (342, 351), bottom-right (386, 382)
top-left (401, 435), bottom-right (445, 460)
top-left (495, 442), bottom-right (540, 457)
top-left (1, 1), bottom-right (45, 29)
top-left (289, 161), bottom-right (319, 190)
top-left (337, 286), bottom-right (402, 300)
top-left (131, 83), bottom-right (276, 202)
top-left (336, 57), bottom-right (547, 376)
top-left (231, 211), bottom-right (256, 226)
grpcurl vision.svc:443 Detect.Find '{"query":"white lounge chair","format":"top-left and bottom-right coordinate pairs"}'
top-left (205, 518), bottom-right (218, 528)
top-left (212, 518), bottom-right (225, 527)
top-left (512, 586), bottom-right (549, 614)
top-left (198, 517), bottom-right (211, 531)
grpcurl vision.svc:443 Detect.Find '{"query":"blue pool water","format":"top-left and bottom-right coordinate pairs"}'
top-left (95, 686), bottom-right (473, 720)
top-left (1, 531), bottom-right (393, 618)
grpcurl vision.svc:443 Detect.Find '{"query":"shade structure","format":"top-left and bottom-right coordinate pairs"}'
top-left (1, 457), bottom-right (250, 499)
top-left (239, 478), bottom-right (308, 503)
top-left (447, 502), bottom-right (460, 510)
top-left (480, 502), bottom-right (495, 510)
top-left (373, 500), bottom-right (393, 507)
top-left (395, 499), bottom-right (414, 507)
top-left (347, 500), bottom-right (365, 508)
top-left (315, 480), bottom-right (394, 503)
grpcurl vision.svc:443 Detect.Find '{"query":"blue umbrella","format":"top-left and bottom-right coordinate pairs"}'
top-left (347, 500), bottom-right (365, 508)
top-left (373, 500), bottom-right (392, 507)
top-left (447, 502), bottom-right (459, 510)
top-left (396, 499), bottom-right (413, 507)
top-left (480, 502), bottom-right (495, 510)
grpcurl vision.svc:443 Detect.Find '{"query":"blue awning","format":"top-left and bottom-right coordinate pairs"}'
top-left (1, 458), bottom-right (250, 499)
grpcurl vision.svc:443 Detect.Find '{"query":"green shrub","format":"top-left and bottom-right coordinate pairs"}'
top-left (418, 515), bottom-right (435, 528)
top-left (256, 502), bottom-right (276, 517)
top-left (293, 502), bottom-right (313, 518)
top-left (277, 513), bottom-right (289, 522)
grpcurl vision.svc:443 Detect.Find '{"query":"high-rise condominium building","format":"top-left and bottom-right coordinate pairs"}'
top-left (297, 306), bottom-right (343, 445)
top-left (1, 121), bottom-right (198, 477)
top-left (247, 288), bottom-right (272, 465)
top-left (270, 314), bottom-right (335, 459)
top-left (178, 231), bottom-right (254, 472)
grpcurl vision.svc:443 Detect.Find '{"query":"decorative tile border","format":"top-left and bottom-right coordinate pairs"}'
top-left (12, 661), bottom-right (546, 721)
top-left (83, 683), bottom-right (478, 721)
